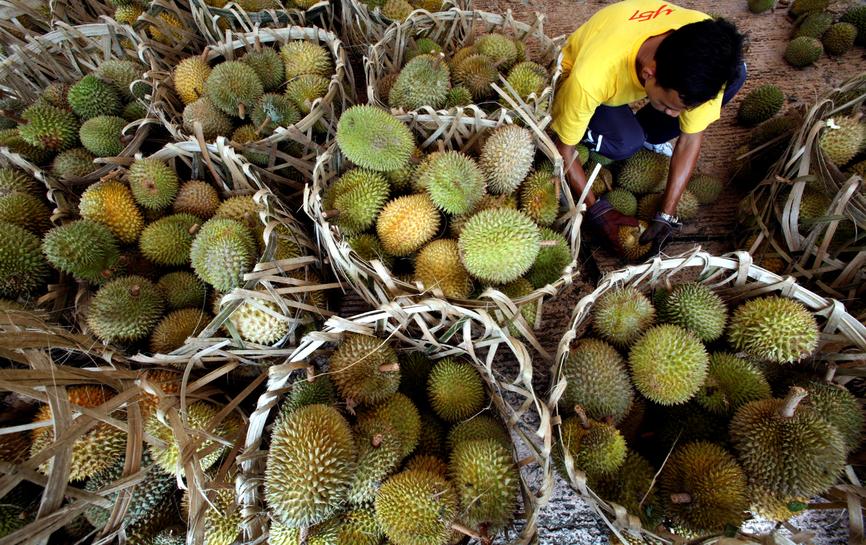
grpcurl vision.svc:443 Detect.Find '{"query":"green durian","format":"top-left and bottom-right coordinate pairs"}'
top-left (427, 358), bottom-right (485, 423)
top-left (348, 233), bottom-right (394, 268)
top-left (591, 287), bottom-right (655, 348)
top-left (604, 188), bottom-right (637, 216)
top-left (458, 208), bottom-right (540, 283)
top-left (784, 36), bottom-right (823, 68)
top-left (139, 213), bottom-right (200, 266)
top-left (452, 54), bottom-right (497, 100)
top-left (189, 218), bottom-right (257, 291)
top-left (182, 97), bottom-right (234, 140)
top-left (446, 414), bottom-right (510, 452)
top-left (526, 227), bottom-right (570, 288)
top-left (519, 169), bottom-right (560, 225)
top-left (329, 333), bottom-right (401, 406)
top-left (818, 115), bottom-right (865, 166)
top-left (68, 75), bottom-right (121, 119)
top-left (51, 147), bottom-right (97, 179)
top-left (658, 282), bottom-right (727, 342)
top-left (127, 158), bottom-right (180, 210)
top-left (506, 61), bottom-right (547, 100)
top-left (0, 168), bottom-right (39, 196)
top-left (0, 221), bottom-right (50, 297)
top-left (793, 11), bottom-right (832, 38)
top-left (348, 421), bottom-right (403, 505)
top-left (800, 380), bottom-right (864, 452)
top-left (19, 102), bottom-right (79, 152)
top-left (560, 338), bottom-right (634, 424)
top-left (336, 106), bottom-right (414, 172)
top-left (629, 325), bottom-right (709, 405)
top-left (444, 85), bottom-right (472, 108)
top-left (240, 47), bottom-right (285, 92)
top-left (841, 5), bottom-right (866, 45)
top-left (374, 469), bottom-right (457, 545)
top-left (590, 450), bottom-right (661, 527)
top-left (173, 180), bottom-right (220, 219)
top-left (406, 38), bottom-right (442, 60)
top-left (95, 59), bottom-right (147, 101)
top-left (322, 168), bottom-right (390, 235)
top-left (687, 173), bottom-right (723, 204)
top-left (696, 352), bottom-right (772, 415)
top-left (149, 308), bottom-right (209, 353)
top-left (42, 220), bottom-right (121, 283)
top-left (87, 275), bottom-right (164, 343)
top-left (449, 439), bottom-right (517, 530)
top-left (619, 149), bottom-right (669, 194)
top-left (280, 41), bottom-right (332, 79)
top-left (480, 125), bottom-right (535, 195)
top-left (727, 296), bottom-right (819, 363)
top-left (418, 151), bottom-right (484, 215)
top-left (284, 74), bottom-right (329, 115)
top-left (0, 192), bottom-right (51, 234)
top-left (557, 414), bottom-right (626, 479)
top-left (280, 375), bottom-right (337, 416)
top-left (79, 115), bottom-right (127, 157)
top-left (204, 61), bottom-right (265, 118)
top-left (250, 93), bottom-right (301, 135)
top-left (789, 0), bottom-right (828, 17)
top-left (474, 33), bottom-right (518, 69)
top-left (389, 54), bottom-right (450, 111)
top-left (156, 271), bottom-right (206, 310)
top-left (737, 84), bottom-right (784, 126)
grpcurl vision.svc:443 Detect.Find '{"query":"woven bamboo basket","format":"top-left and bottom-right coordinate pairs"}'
top-left (548, 248), bottom-right (866, 545)
top-left (365, 9), bottom-right (563, 125)
top-left (0, 22), bottom-right (158, 188)
top-left (135, 0), bottom-right (209, 64)
top-left (339, 0), bottom-right (469, 47)
top-left (149, 25), bottom-right (352, 198)
top-left (0, 0), bottom-right (115, 47)
top-left (739, 72), bottom-right (866, 310)
top-left (236, 298), bottom-right (553, 544)
top-left (305, 107), bottom-right (585, 358)
top-left (189, 0), bottom-right (334, 44)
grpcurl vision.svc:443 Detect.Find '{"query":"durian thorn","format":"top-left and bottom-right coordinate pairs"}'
top-left (824, 364), bottom-right (837, 383)
top-left (539, 240), bottom-right (560, 247)
top-left (254, 117), bottom-right (270, 135)
top-left (780, 386), bottom-right (809, 418)
top-left (670, 493), bottom-right (692, 504)
top-left (129, 284), bottom-right (141, 297)
top-left (573, 405), bottom-right (590, 429)
top-left (188, 223), bottom-right (200, 236)
top-left (379, 362), bottom-right (399, 373)
top-left (322, 209), bottom-right (340, 219)
top-left (371, 433), bottom-right (384, 448)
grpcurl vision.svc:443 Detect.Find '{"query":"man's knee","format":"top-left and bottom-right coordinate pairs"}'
top-left (598, 131), bottom-right (645, 161)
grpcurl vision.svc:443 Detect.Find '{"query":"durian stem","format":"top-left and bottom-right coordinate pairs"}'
top-left (379, 363), bottom-right (399, 373)
top-left (670, 493), bottom-right (692, 504)
top-left (322, 209), bottom-right (340, 219)
top-left (573, 405), bottom-right (590, 429)
top-left (129, 285), bottom-right (141, 297)
top-left (824, 364), bottom-right (837, 383)
top-left (780, 386), bottom-right (808, 418)
top-left (238, 102), bottom-right (246, 120)
top-left (188, 223), bottom-right (200, 236)
top-left (255, 117), bottom-right (270, 136)
top-left (371, 433), bottom-right (383, 448)
top-left (254, 36), bottom-right (262, 51)
top-left (539, 240), bottom-right (560, 247)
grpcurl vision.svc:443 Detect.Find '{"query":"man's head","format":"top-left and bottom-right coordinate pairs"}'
top-left (645, 18), bottom-right (744, 117)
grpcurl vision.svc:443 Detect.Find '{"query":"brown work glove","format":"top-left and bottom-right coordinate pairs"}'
top-left (586, 200), bottom-right (639, 256)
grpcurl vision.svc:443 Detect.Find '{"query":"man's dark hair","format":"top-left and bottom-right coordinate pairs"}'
top-left (654, 18), bottom-right (745, 107)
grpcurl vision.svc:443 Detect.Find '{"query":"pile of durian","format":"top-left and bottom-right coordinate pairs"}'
top-left (324, 105), bottom-right (572, 304)
top-left (360, 0), bottom-right (443, 22)
top-left (556, 281), bottom-right (862, 537)
top-left (0, 60), bottom-right (151, 179)
top-left (171, 38), bottom-right (335, 159)
top-left (109, 1), bottom-right (188, 45)
top-left (1, 369), bottom-right (240, 544)
top-left (262, 334), bottom-right (520, 545)
top-left (200, 0), bottom-right (320, 11)
top-left (378, 31), bottom-right (549, 111)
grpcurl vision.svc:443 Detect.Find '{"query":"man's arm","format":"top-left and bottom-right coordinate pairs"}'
top-left (555, 137), bottom-right (596, 207)
top-left (660, 130), bottom-right (704, 215)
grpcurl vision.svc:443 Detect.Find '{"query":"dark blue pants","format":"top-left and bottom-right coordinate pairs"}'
top-left (584, 62), bottom-right (748, 160)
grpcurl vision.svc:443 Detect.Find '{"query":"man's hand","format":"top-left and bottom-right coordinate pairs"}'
top-left (586, 200), bottom-right (638, 255)
top-left (639, 212), bottom-right (682, 257)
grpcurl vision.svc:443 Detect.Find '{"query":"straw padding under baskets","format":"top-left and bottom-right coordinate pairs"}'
top-left (236, 298), bottom-right (553, 544)
top-left (0, 0), bottom-right (115, 47)
top-left (0, 22), bottom-right (158, 187)
top-left (339, 0), bottom-right (469, 47)
top-left (305, 107), bottom-right (582, 358)
top-left (189, 0), bottom-right (335, 44)
top-left (365, 9), bottom-right (563, 124)
top-left (149, 25), bottom-right (352, 197)
top-left (548, 248), bottom-right (866, 545)
top-left (739, 72), bottom-right (866, 311)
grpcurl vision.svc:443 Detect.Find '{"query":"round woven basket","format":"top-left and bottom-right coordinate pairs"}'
top-left (189, 0), bottom-right (335, 44)
top-left (339, 0), bottom-right (469, 47)
top-left (236, 298), bottom-right (553, 544)
top-left (548, 248), bottom-right (866, 544)
top-left (365, 8), bottom-right (563, 124)
top-left (739, 72), bottom-right (866, 311)
top-left (305, 107), bottom-right (584, 357)
top-left (0, 0), bottom-right (115, 47)
top-left (149, 25), bottom-right (352, 198)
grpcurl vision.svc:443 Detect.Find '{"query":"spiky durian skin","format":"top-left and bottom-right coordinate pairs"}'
top-left (78, 115), bottom-right (127, 157)
top-left (727, 296), bottom-right (819, 363)
top-left (418, 151), bottom-right (484, 215)
top-left (658, 283), bottom-right (727, 342)
top-left (381, 0), bottom-right (413, 20)
top-left (349, 233), bottom-right (394, 267)
top-left (603, 188), bottom-right (637, 217)
top-left (240, 48), bottom-right (285, 92)
top-left (659, 441), bottom-right (748, 534)
top-left (0, 128), bottom-right (53, 165)
top-left (19, 102), bottom-right (79, 151)
top-left (139, 213), bottom-right (200, 266)
top-left (322, 168), bottom-right (390, 235)
top-left (819, 115), bottom-right (864, 166)
top-left (280, 41), bottom-right (333, 80)
top-left (590, 450), bottom-right (661, 527)
top-left (336, 106), bottom-right (414, 172)
top-left (449, 439), bottom-right (517, 530)
top-left (147, 401), bottom-right (238, 476)
top-left (42, 220), bottom-right (121, 283)
top-left (389, 54), bottom-right (450, 111)
top-left (446, 414), bottom-right (510, 453)
top-left (329, 333), bottom-right (400, 405)
top-left (526, 227), bottom-right (570, 288)
top-left (0, 192), bottom-right (51, 234)
top-left (204, 61), bottom-right (264, 118)
top-left (841, 5), bottom-right (866, 45)
top-left (784, 36), bottom-right (823, 68)
top-left (480, 125), bottom-right (535, 195)
top-left (52, 147), bottom-right (97, 179)
top-left (794, 11), bottom-right (832, 39)
top-left (0, 221), bottom-right (48, 298)
top-left (173, 180), bottom-right (220, 218)
top-left (228, 297), bottom-right (289, 345)
top-left (149, 308), bottom-right (209, 353)
top-left (279, 376), bottom-right (337, 417)
top-left (800, 380), bottom-right (864, 452)
top-left (445, 85), bottom-right (472, 108)
top-left (375, 469), bottom-right (457, 545)
top-left (68, 75), bottom-right (121, 120)
top-left (557, 417), bottom-right (626, 479)
top-left (348, 422), bottom-right (403, 505)
top-left (561, 338), bottom-right (634, 424)
top-left (458, 208), bottom-right (540, 284)
top-left (30, 386), bottom-right (126, 481)
top-left (376, 193), bottom-right (440, 256)
top-left (96, 59), bottom-right (146, 101)
top-left (183, 97), bottom-right (234, 140)
top-left (687, 173), bottom-right (723, 204)
top-left (618, 149), bottom-right (668, 194)
top-left (414, 239), bottom-right (473, 299)
top-left (427, 358), bottom-right (485, 423)
top-left (201, 487), bottom-right (241, 545)
top-left (629, 325), bottom-right (709, 405)
top-left (519, 169), bottom-right (559, 225)
top-left (475, 33), bottom-right (518, 69)
top-left (506, 61), bottom-right (547, 100)
top-left (749, 485), bottom-right (809, 522)
top-left (357, 392), bottom-right (421, 459)
top-left (789, 0), bottom-right (828, 17)
top-left (251, 93), bottom-right (301, 136)
top-left (407, 38), bottom-right (442, 60)
top-left (415, 412), bottom-right (447, 457)
top-left (737, 84), bottom-right (784, 127)
top-left (696, 353), bottom-right (771, 415)
top-left (453, 54), bottom-right (498, 100)
top-left (0, 168), bottom-right (39, 196)
top-left (730, 396), bottom-right (846, 496)
top-left (338, 507), bottom-right (384, 545)
top-left (591, 287), bottom-right (655, 348)
top-left (284, 74), bottom-right (329, 115)
top-left (266, 404), bottom-right (356, 527)
top-left (79, 179), bottom-right (144, 244)
top-left (128, 158), bottom-right (180, 210)
top-left (190, 218), bottom-right (257, 292)
top-left (87, 275), bottom-right (164, 343)
top-left (156, 271), bottom-right (206, 310)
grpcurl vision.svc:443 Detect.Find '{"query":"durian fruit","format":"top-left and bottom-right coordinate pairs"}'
top-left (445, 86), bottom-right (472, 108)
top-left (590, 450), bottom-right (661, 527)
top-left (841, 5), bottom-right (866, 45)
top-left (189, 218), bottom-right (257, 291)
top-left (278, 375), bottom-right (337, 417)
top-left (329, 333), bottom-right (400, 405)
top-left (557, 413), bottom-right (627, 479)
top-left (322, 168), bottom-right (390, 235)
top-left (39, 83), bottom-right (70, 109)
top-left (174, 56), bottom-right (212, 105)
top-left (114, 3), bottom-right (144, 25)
top-left (591, 287), bottom-right (655, 348)
top-left (0, 192), bottom-right (51, 234)
top-left (377, 72), bottom-right (399, 104)
top-left (389, 54), bottom-right (450, 111)
top-left (147, 11), bottom-right (186, 45)
top-left (789, 0), bottom-right (828, 17)
top-left (458, 208), bottom-right (540, 283)
top-left (336, 106), bottom-right (414, 172)
top-left (42, 220), bottom-right (121, 283)
top-left (675, 190), bottom-right (700, 221)
top-left (737, 84), bottom-right (784, 126)
top-left (450, 45), bottom-right (477, 69)
top-left (749, 485), bottom-right (809, 522)
top-left (149, 308), bottom-right (210, 353)
top-left (338, 508), bottom-right (385, 545)
top-left (227, 297), bottom-right (289, 345)
top-left (416, 412), bottom-right (447, 457)
top-left (475, 33), bottom-right (518, 69)
top-left (128, 158), bottom-right (180, 210)
top-left (560, 338), bottom-right (634, 424)
top-left (52, 148), bottom-right (97, 179)
top-left (618, 221), bottom-right (654, 261)
top-left (139, 213), bottom-right (200, 266)
top-left (348, 420), bottom-right (404, 506)
top-left (730, 386), bottom-right (846, 497)
top-left (427, 358), bottom-right (485, 422)
top-left (414, 239), bottom-right (473, 299)
top-left (381, 0), bottom-right (413, 20)
top-left (659, 441), bottom-right (748, 534)
top-left (506, 61), bottom-right (547, 100)
top-left (18, 102), bottom-right (79, 151)
top-left (629, 324), bottom-right (709, 405)
top-left (79, 115), bottom-right (127, 157)
top-left (784, 36), bottom-right (823, 68)
top-left (793, 11), bottom-right (833, 39)
top-left (96, 59), bottom-right (146, 101)
top-left (687, 173), bottom-right (723, 204)
top-left (452, 54), bottom-right (498, 100)
top-left (265, 404), bottom-right (356, 526)
top-left (446, 414), bottom-right (510, 452)
top-left (123, 101), bottom-right (148, 122)
top-left (156, 271), bottom-right (206, 310)
top-left (68, 75), bottom-right (121, 119)
top-left (183, 97), bottom-right (234, 140)
top-left (79, 179), bottom-right (144, 243)
top-left (201, 486), bottom-right (242, 545)
top-left (818, 115), bottom-right (865, 166)
top-left (204, 61), bottom-right (264, 118)
top-left (658, 282), bottom-right (727, 342)
top-left (0, 222), bottom-right (49, 297)
top-left (376, 193), bottom-right (440, 256)
top-left (280, 41), bottom-right (332, 80)
top-left (374, 469), bottom-right (457, 545)
top-left (251, 93), bottom-right (301, 135)
top-left (696, 353), bottom-right (772, 415)
top-left (798, 188), bottom-right (830, 224)
top-left (498, 278), bottom-right (538, 335)
top-left (449, 193), bottom-right (517, 238)
top-left (480, 125), bottom-right (535, 195)
top-left (406, 454), bottom-right (448, 477)
top-left (727, 296), bottom-right (819, 363)
top-left (87, 275), bottom-right (164, 343)
top-left (526, 227), bottom-right (570, 288)
top-left (419, 151), bottom-right (485, 215)
top-left (519, 169), bottom-right (560, 226)
top-left (357, 392), bottom-right (421, 458)
top-left (284, 74), bottom-right (330, 115)
top-left (173, 180), bottom-right (220, 218)
top-left (240, 48), bottom-right (285, 92)
top-left (604, 188), bottom-right (637, 217)
top-left (0, 168), bottom-right (39, 196)
top-left (449, 439), bottom-right (517, 530)
top-left (748, 0), bottom-right (775, 13)
top-left (799, 380), bottom-right (864, 452)
top-left (406, 38), bottom-right (443, 60)
top-left (30, 385), bottom-right (126, 481)
top-left (618, 149), bottom-right (669, 194)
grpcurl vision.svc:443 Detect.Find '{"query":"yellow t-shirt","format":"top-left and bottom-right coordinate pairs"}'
top-left (550, 0), bottom-right (723, 146)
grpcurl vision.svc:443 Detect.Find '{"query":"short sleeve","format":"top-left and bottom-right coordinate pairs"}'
top-left (679, 86), bottom-right (724, 134)
top-left (550, 74), bottom-right (602, 146)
